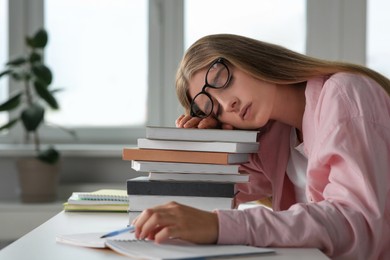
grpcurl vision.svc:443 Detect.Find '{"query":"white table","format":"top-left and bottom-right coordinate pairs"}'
top-left (0, 211), bottom-right (329, 260)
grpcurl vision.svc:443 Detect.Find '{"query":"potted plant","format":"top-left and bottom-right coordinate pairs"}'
top-left (0, 28), bottom-right (74, 202)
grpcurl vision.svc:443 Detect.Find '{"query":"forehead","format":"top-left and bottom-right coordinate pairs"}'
top-left (188, 68), bottom-right (208, 100)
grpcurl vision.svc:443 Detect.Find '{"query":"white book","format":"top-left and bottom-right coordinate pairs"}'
top-left (128, 195), bottom-right (233, 211)
top-left (146, 126), bottom-right (259, 143)
top-left (137, 138), bottom-right (259, 153)
top-left (148, 172), bottom-right (249, 183)
top-left (131, 160), bottom-right (240, 174)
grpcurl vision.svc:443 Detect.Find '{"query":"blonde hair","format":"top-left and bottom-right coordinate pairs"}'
top-left (176, 34), bottom-right (390, 114)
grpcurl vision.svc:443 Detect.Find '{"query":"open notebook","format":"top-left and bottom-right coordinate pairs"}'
top-left (56, 231), bottom-right (274, 259)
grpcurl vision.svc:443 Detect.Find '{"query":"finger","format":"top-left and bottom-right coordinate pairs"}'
top-left (198, 117), bottom-right (219, 129)
top-left (133, 208), bottom-right (156, 238)
top-left (145, 225), bottom-right (164, 241)
top-left (175, 114), bottom-right (185, 127)
top-left (177, 115), bottom-right (195, 128)
top-left (154, 226), bottom-right (178, 243)
top-left (143, 202), bottom-right (178, 240)
top-left (138, 209), bottom-right (173, 240)
top-left (130, 215), bottom-right (140, 226)
top-left (183, 117), bottom-right (202, 128)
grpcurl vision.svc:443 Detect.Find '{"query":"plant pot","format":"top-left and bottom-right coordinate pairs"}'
top-left (16, 158), bottom-right (60, 203)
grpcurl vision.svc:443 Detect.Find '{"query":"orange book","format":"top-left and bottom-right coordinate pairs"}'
top-left (122, 148), bottom-right (249, 165)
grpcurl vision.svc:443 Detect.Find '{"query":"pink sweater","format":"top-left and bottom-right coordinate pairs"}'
top-left (216, 73), bottom-right (390, 259)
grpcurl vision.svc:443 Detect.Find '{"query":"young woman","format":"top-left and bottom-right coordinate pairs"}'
top-left (133, 34), bottom-right (390, 259)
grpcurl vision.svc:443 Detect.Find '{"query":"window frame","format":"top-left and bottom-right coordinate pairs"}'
top-left (2, 0), bottom-right (183, 145)
top-left (1, 0), bottom-right (368, 145)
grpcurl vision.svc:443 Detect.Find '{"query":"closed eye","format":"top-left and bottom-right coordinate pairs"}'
top-left (212, 101), bottom-right (222, 118)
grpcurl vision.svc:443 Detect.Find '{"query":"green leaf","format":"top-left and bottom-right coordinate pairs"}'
top-left (50, 88), bottom-right (64, 94)
top-left (34, 81), bottom-right (59, 109)
top-left (37, 146), bottom-right (60, 164)
top-left (32, 64), bottom-right (52, 85)
top-left (6, 57), bottom-right (27, 66)
top-left (0, 93), bottom-right (22, 111)
top-left (26, 29), bottom-right (48, 49)
top-left (11, 72), bottom-right (30, 81)
top-left (0, 69), bottom-right (12, 78)
top-left (29, 52), bottom-right (42, 63)
top-left (21, 104), bottom-right (44, 131)
top-left (0, 118), bottom-right (19, 131)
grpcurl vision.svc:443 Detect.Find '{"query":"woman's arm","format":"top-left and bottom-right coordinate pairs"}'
top-left (175, 114), bottom-right (233, 129)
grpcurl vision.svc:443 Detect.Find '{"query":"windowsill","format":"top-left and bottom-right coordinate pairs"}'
top-left (0, 182), bottom-right (125, 240)
top-left (0, 144), bottom-right (136, 158)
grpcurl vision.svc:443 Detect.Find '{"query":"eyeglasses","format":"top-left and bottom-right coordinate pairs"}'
top-left (190, 58), bottom-right (231, 118)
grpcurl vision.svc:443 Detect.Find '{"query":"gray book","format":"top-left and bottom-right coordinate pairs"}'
top-left (146, 126), bottom-right (259, 143)
top-left (126, 176), bottom-right (235, 198)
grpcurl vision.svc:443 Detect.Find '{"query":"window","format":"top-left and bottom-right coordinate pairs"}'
top-left (367, 0), bottom-right (390, 77)
top-left (184, 0), bottom-right (306, 53)
top-left (44, 0), bottom-right (148, 127)
top-left (2, 0), bottom-right (383, 147)
top-left (0, 0), bottom-right (8, 127)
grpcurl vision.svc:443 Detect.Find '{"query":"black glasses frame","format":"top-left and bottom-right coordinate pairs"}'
top-left (190, 58), bottom-right (231, 118)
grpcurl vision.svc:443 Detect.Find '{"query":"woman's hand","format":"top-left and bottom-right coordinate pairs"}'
top-left (132, 202), bottom-right (219, 244)
top-left (175, 114), bottom-right (233, 130)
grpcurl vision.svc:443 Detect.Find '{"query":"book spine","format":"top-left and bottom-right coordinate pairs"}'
top-left (122, 148), bottom-right (248, 164)
top-left (126, 178), bottom-right (235, 197)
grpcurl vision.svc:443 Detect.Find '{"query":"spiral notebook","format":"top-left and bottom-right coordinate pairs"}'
top-left (74, 189), bottom-right (128, 202)
top-left (64, 189), bottom-right (128, 212)
top-left (56, 231), bottom-right (274, 259)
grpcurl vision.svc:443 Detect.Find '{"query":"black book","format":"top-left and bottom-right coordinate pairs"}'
top-left (126, 176), bottom-right (235, 198)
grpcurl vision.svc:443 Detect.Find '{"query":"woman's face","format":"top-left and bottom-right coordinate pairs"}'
top-left (188, 63), bottom-right (277, 129)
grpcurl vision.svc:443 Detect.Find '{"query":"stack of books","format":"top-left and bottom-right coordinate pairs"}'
top-left (122, 126), bottom-right (260, 212)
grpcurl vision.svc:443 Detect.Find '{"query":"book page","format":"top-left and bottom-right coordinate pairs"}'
top-left (106, 239), bottom-right (274, 260)
top-left (56, 232), bottom-right (135, 248)
top-left (57, 231), bottom-right (274, 259)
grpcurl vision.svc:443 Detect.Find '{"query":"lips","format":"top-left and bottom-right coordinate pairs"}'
top-left (240, 103), bottom-right (251, 120)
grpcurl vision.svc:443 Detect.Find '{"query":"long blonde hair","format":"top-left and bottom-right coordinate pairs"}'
top-left (176, 34), bottom-right (390, 114)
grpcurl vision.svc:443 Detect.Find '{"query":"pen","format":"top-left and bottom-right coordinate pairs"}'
top-left (100, 225), bottom-right (135, 238)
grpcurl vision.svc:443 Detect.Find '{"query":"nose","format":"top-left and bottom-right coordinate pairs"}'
top-left (208, 88), bottom-right (240, 114)
top-left (219, 96), bottom-right (240, 113)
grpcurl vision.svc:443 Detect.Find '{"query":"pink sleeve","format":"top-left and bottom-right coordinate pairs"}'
top-left (217, 118), bottom-right (390, 259)
top-left (234, 121), bottom-right (291, 206)
top-left (216, 75), bottom-right (390, 259)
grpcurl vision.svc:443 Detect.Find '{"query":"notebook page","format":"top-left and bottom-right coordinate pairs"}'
top-left (106, 239), bottom-right (274, 260)
top-left (56, 232), bottom-right (136, 248)
top-left (56, 231), bottom-right (274, 259)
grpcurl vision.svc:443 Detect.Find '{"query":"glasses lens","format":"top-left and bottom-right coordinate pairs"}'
top-left (206, 61), bottom-right (229, 88)
top-left (191, 92), bottom-right (213, 118)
